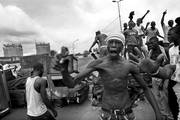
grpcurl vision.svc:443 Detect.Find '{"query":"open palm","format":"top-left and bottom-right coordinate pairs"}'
top-left (129, 47), bottom-right (176, 79)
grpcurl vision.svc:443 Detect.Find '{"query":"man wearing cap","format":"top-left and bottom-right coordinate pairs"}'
top-left (58, 33), bottom-right (162, 120)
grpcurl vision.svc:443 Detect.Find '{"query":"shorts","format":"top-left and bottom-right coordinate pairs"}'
top-left (27, 111), bottom-right (56, 120)
top-left (99, 108), bottom-right (136, 120)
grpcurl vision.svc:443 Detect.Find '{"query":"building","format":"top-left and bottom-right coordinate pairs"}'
top-left (3, 44), bottom-right (23, 57)
top-left (36, 43), bottom-right (50, 55)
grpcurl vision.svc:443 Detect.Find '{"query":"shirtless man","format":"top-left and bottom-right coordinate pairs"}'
top-left (89, 30), bottom-right (108, 57)
top-left (59, 33), bottom-right (162, 120)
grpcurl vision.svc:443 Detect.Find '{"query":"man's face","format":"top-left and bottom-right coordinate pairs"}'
top-left (123, 23), bottom-right (127, 28)
top-left (38, 68), bottom-right (44, 77)
top-left (151, 22), bottom-right (156, 28)
top-left (107, 39), bottom-right (123, 57)
top-left (168, 20), bottom-right (174, 27)
top-left (147, 38), bottom-right (158, 50)
top-left (137, 18), bottom-right (142, 24)
top-left (128, 22), bottom-right (134, 29)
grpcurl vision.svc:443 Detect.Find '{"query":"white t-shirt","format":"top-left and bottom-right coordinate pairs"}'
top-left (134, 24), bottom-right (144, 35)
top-left (146, 28), bottom-right (159, 43)
top-left (169, 45), bottom-right (179, 65)
top-left (169, 46), bottom-right (180, 82)
top-left (26, 76), bottom-right (47, 116)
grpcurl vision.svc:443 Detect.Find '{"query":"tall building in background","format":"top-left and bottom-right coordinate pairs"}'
top-left (36, 43), bottom-right (50, 55)
top-left (3, 44), bottom-right (23, 57)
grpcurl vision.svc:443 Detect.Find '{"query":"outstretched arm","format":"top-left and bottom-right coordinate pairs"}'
top-left (130, 64), bottom-right (162, 120)
top-left (60, 59), bottom-right (101, 88)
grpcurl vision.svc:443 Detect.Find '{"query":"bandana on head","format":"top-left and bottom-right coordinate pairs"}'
top-left (105, 33), bottom-right (125, 45)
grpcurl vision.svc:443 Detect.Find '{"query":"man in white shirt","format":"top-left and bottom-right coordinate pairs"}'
top-left (26, 63), bottom-right (57, 120)
top-left (145, 21), bottom-right (164, 43)
top-left (161, 10), bottom-right (174, 45)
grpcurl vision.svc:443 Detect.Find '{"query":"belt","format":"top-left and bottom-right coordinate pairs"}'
top-left (102, 107), bottom-right (133, 115)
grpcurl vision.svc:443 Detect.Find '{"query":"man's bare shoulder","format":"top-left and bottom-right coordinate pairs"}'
top-left (87, 57), bottom-right (104, 68)
top-left (34, 77), bottom-right (47, 86)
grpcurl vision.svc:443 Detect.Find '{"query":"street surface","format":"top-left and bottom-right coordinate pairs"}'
top-left (3, 99), bottom-right (156, 120)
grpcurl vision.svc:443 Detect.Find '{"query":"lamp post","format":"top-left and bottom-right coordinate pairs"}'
top-left (112, 0), bottom-right (123, 32)
top-left (72, 39), bottom-right (79, 54)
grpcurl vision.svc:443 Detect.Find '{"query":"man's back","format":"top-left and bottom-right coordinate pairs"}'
top-left (26, 76), bottom-right (47, 117)
top-left (96, 33), bottom-right (107, 48)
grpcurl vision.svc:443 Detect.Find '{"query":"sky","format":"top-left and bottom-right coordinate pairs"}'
top-left (0, 0), bottom-right (179, 56)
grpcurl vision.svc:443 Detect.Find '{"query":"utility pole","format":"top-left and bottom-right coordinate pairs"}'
top-left (112, 0), bottom-right (123, 32)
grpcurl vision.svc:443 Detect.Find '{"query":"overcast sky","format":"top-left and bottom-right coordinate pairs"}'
top-left (0, 0), bottom-right (179, 56)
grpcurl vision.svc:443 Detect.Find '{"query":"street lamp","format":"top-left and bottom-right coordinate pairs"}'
top-left (72, 39), bottom-right (79, 54)
top-left (112, 0), bottom-right (123, 32)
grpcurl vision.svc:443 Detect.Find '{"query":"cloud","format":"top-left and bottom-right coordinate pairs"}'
top-left (0, 4), bottom-right (41, 37)
top-left (0, 0), bottom-right (179, 57)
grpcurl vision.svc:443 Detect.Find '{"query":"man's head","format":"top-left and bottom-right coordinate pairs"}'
top-left (146, 37), bottom-right (159, 50)
top-left (137, 18), bottom-right (142, 25)
top-left (61, 46), bottom-right (69, 57)
top-left (32, 63), bottom-right (44, 77)
top-left (168, 20), bottom-right (174, 27)
top-left (96, 30), bottom-right (101, 35)
top-left (175, 17), bottom-right (180, 25)
top-left (151, 21), bottom-right (156, 28)
top-left (123, 23), bottom-right (127, 28)
top-left (128, 21), bottom-right (135, 29)
top-left (105, 33), bottom-right (125, 57)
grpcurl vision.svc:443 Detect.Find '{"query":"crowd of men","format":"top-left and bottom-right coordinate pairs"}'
top-left (25, 9), bottom-right (180, 120)
top-left (87, 10), bottom-right (180, 120)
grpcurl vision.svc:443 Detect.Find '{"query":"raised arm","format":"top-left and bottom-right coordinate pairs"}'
top-left (144, 22), bottom-right (150, 35)
top-left (130, 63), bottom-right (162, 120)
top-left (161, 10), bottom-right (167, 27)
top-left (141, 10), bottom-right (150, 21)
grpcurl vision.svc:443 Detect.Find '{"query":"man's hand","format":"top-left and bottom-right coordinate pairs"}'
top-left (129, 47), bottom-right (163, 74)
top-left (89, 49), bottom-right (92, 53)
top-left (129, 47), bottom-right (176, 79)
top-left (163, 10), bottom-right (167, 15)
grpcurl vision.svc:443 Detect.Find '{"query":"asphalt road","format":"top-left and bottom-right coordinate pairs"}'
top-left (3, 99), bottom-right (156, 120)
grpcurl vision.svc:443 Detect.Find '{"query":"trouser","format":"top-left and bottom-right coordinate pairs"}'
top-left (99, 108), bottom-right (135, 120)
top-left (151, 78), bottom-right (173, 119)
top-left (173, 83), bottom-right (180, 120)
top-left (27, 111), bottom-right (56, 120)
top-left (168, 80), bottom-right (178, 120)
